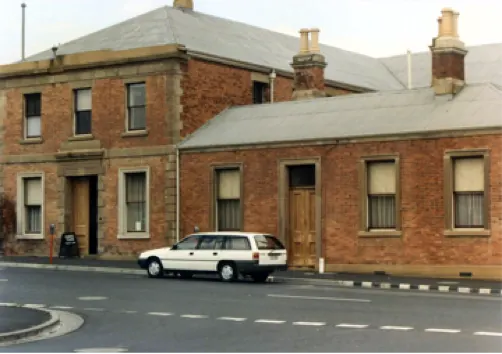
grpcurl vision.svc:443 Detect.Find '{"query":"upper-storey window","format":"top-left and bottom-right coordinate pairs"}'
top-left (24, 93), bottom-right (41, 139)
top-left (126, 83), bottom-right (146, 131)
top-left (74, 88), bottom-right (92, 135)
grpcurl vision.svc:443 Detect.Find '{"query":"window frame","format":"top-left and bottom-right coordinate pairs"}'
top-left (16, 172), bottom-right (45, 240)
top-left (444, 149), bottom-right (491, 237)
top-left (358, 154), bottom-right (401, 238)
top-left (210, 164), bottom-right (244, 232)
top-left (23, 93), bottom-right (42, 139)
top-left (125, 82), bottom-right (147, 132)
top-left (117, 167), bottom-right (150, 239)
top-left (73, 88), bottom-right (93, 136)
top-left (252, 80), bottom-right (269, 104)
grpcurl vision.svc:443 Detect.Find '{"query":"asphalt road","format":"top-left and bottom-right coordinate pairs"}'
top-left (0, 267), bottom-right (501, 352)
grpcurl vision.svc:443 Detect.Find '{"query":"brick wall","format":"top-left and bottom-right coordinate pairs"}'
top-left (180, 134), bottom-right (502, 266)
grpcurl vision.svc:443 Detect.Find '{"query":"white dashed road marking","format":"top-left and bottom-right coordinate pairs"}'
top-left (479, 288), bottom-right (491, 295)
top-left (217, 317), bottom-right (247, 322)
top-left (50, 306), bottom-right (74, 310)
top-left (419, 285), bottom-right (430, 291)
top-left (380, 326), bottom-right (414, 331)
top-left (181, 314), bottom-right (208, 319)
top-left (255, 319), bottom-right (286, 324)
top-left (293, 321), bottom-right (326, 326)
top-left (0, 279), bottom-right (8, 282)
top-left (473, 332), bottom-right (502, 337)
top-left (83, 308), bottom-right (105, 312)
top-left (399, 284), bottom-right (411, 290)
top-left (267, 294), bottom-right (371, 303)
top-left (23, 304), bottom-right (46, 308)
top-left (121, 310), bottom-right (138, 314)
top-left (74, 348), bottom-right (128, 353)
top-left (147, 312), bottom-right (173, 316)
top-left (336, 323), bottom-right (368, 329)
top-left (0, 303), bottom-right (17, 307)
top-left (425, 328), bottom-right (461, 333)
top-left (78, 296), bottom-right (108, 301)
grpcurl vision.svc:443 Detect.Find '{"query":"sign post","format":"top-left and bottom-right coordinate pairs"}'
top-left (49, 224), bottom-right (55, 264)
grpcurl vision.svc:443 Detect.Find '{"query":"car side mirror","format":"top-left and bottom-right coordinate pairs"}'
top-left (171, 244), bottom-right (178, 250)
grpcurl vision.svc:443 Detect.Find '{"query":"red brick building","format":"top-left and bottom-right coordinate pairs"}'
top-left (179, 9), bottom-right (502, 279)
top-left (0, 1), bottom-right (372, 258)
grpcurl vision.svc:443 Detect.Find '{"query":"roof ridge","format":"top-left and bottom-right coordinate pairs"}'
top-left (378, 42), bottom-right (502, 60)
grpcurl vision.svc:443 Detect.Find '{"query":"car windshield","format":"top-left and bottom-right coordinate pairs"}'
top-left (254, 235), bottom-right (285, 250)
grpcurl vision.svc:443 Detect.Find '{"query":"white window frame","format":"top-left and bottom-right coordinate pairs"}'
top-left (73, 88), bottom-right (93, 137)
top-left (16, 172), bottom-right (45, 240)
top-left (117, 167), bottom-right (150, 239)
top-left (125, 82), bottom-right (147, 133)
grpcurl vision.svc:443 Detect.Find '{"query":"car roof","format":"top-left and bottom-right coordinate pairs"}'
top-left (187, 232), bottom-right (273, 237)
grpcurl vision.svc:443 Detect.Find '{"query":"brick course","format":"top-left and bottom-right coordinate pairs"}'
top-left (180, 134), bottom-right (502, 267)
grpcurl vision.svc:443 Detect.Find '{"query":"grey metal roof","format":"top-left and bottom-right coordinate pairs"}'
top-left (22, 5), bottom-right (402, 91)
top-left (178, 83), bottom-right (502, 150)
top-left (380, 43), bottom-right (502, 88)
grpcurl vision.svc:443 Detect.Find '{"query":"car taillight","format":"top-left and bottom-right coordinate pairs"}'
top-left (252, 252), bottom-right (260, 260)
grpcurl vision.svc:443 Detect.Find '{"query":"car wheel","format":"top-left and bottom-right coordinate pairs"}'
top-left (251, 272), bottom-right (270, 283)
top-left (218, 262), bottom-right (237, 282)
top-left (147, 257), bottom-right (164, 278)
top-left (178, 271), bottom-right (193, 279)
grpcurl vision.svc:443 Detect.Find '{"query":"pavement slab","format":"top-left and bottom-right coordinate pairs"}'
top-left (0, 307), bottom-right (50, 334)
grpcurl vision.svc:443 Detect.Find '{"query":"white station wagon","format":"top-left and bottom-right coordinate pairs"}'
top-left (137, 232), bottom-right (288, 282)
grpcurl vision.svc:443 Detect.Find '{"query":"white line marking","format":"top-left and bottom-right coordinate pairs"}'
top-left (419, 285), bottom-right (430, 291)
top-left (362, 281), bottom-right (373, 288)
top-left (181, 314), bottom-right (208, 319)
top-left (255, 319), bottom-right (286, 324)
top-left (425, 328), bottom-right (461, 333)
top-left (474, 332), bottom-right (502, 337)
top-left (0, 303), bottom-right (17, 307)
top-left (458, 287), bottom-right (471, 293)
top-left (438, 285), bottom-right (450, 292)
top-left (267, 294), bottom-right (371, 303)
top-left (342, 280), bottom-right (354, 287)
top-left (23, 304), bottom-right (46, 308)
top-left (437, 281), bottom-right (459, 285)
top-left (217, 317), bottom-right (247, 322)
top-left (83, 308), bottom-right (104, 312)
top-left (0, 279), bottom-right (8, 282)
top-left (147, 312), bottom-right (173, 316)
top-left (399, 283), bottom-right (411, 290)
top-left (121, 310), bottom-right (138, 314)
top-left (50, 306), bottom-right (74, 310)
top-left (293, 321), bottom-right (326, 326)
top-left (336, 323), bottom-right (368, 329)
top-left (379, 283), bottom-right (391, 289)
top-left (380, 326), bottom-right (414, 331)
top-left (479, 288), bottom-right (491, 295)
top-left (78, 296), bottom-right (108, 301)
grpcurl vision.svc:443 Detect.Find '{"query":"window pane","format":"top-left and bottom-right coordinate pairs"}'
top-left (455, 193), bottom-right (484, 228)
top-left (218, 169), bottom-right (240, 199)
top-left (26, 116), bottom-right (41, 137)
top-left (75, 111), bottom-right (92, 135)
top-left (126, 202), bottom-right (146, 232)
top-left (289, 165), bottom-right (316, 188)
top-left (368, 161), bottom-right (396, 194)
top-left (198, 236), bottom-right (216, 250)
top-left (176, 236), bottom-right (200, 250)
top-left (128, 83), bottom-right (145, 106)
top-left (368, 195), bottom-right (396, 229)
top-left (25, 94), bottom-right (41, 116)
top-left (24, 178), bottom-right (42, 205)
top-left (217, 199), bottom-right (240, 231)
top-left (76, 89), bottom-right (92, 111)
top-left (254, 235), bottom-right (285, 250)
top-left (129, 107), bottom-right (146, 130)
top-left (226, 237), bottom-right (251, 250)
top-left (25, 205), bottom-right (41, 234)
top-left (126, 173), bottom-right (146, 203)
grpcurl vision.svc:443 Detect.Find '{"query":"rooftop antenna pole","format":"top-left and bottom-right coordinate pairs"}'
top-left (21, 2), bottom-right (27, 61)
top-left (407, 49), bottom-right (412, 89)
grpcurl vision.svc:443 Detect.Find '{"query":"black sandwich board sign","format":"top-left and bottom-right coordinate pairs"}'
top-left (58, 232), bottom-right (80, 258)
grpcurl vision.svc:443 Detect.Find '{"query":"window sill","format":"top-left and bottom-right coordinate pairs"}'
top-left (68, 134), bottom-right (94, 142)
top-left (118, 233), bottom-right (150, 240)
top-left (19, 138), bottom-right (43, 145)
top-left (444, 230), bottom-right (491, 238)
top-left (16, 234), bottom-right (44, 240)
top-left (121, 130), bottom-right (149, 138)
top-left (358, 230), bottom-right (402, 238)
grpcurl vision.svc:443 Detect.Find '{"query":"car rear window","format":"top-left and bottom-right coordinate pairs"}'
top-left (254, 235), bottom-right (285, 250)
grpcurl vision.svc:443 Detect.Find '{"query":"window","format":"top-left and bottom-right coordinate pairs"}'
top-left (367, 161), bottom-right (397, 229)
top-left (225, 236), bottom-right (251, 250)
top-left (74, 89), bottom-right (92, 135)
top-left (118, 168), bottom-right (149, 239)
top-left (254, 235), bottom-right (285, 250)
top-left (453, 157), bottom-right (485, 228)
top-left (127, 83), bottom-right (146, 131)
top-left (176, 236), bottom-right (201, 250)
top-left (198, 236), bottom-right (217, 250)
top-left (24, 93), bottom-right (41, 138)
top-left (215, 169), bottom-right (242, 231)
top-left (16, 173), bottom-right (44, 239)
top-left (252, 81), bottom-right (269, 104)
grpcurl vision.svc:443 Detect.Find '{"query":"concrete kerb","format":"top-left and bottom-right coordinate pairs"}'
top-left (0, 306), bottom-right (61, 344)
top-left (1, 261), bottom-right (501, 296)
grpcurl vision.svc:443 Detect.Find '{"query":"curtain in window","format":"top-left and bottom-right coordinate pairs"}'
top-left (217, 199), bottom-right (241, 231)
top-left (367, 161), bottom-right (396, 229)
top-left (455, 193), bottom-right (484, 228)
top-left (368, 195), bottom-right (396, 229)
top-left (126, 173), bottom-right (146, 232)
top-left (26, 206), bottom-right (41, 234)
top-left (24, 177), bottom-right (42, 234)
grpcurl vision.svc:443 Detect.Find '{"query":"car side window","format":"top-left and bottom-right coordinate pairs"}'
top-left (198, 236), bottom-right (216, 250)
top-left (175, 236), bottom-right (201, 250)
top-left (214, 236), bottom-right (226, 250)
top-left (225, 236), bottom-right (251, 250)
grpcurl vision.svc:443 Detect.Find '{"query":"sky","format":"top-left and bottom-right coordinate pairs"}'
top-left (1, 0), bottom-right (501, 65)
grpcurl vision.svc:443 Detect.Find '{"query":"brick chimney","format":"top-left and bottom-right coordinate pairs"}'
top-left (173, 0), bottom-right (193, 10)
top-left (291, 28), bottom-right (327, 100)
top-left (430, 8), bottom-right (468, 95)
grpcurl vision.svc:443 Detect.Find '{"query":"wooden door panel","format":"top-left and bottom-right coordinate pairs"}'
top-left (288, 188), bottom-right (316, 268)
top-left (72, 179), bottom-right (90, 257)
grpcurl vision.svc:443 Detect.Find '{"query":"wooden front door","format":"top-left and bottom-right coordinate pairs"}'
top-left (72, 178), bottom-right (90, 257)
top-left (289, 188), bottom-right (316, 268)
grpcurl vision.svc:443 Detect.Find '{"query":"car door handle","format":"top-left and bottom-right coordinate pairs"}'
top-left (189, 252), bottom-right (194, 256)
top-left (213, 252), bottom-right (218, 256)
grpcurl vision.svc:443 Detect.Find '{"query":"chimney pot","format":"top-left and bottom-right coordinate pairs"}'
top-left (173, 0), bottom-right (194, 10)
top-left (299, 28), bottom-right (310, 53)
top-left (310, 28), bottom-right (321, 53)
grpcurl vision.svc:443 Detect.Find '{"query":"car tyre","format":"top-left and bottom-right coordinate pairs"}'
top-left (147, 257), bottom-right (164, 278)
top-left (218, 262), bottom-right (238, 282)
top-left (251, 272), bottom-right (270, 283)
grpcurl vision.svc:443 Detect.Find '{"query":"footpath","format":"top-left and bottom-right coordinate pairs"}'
top-left (1, 256), bottom-right (501, 296)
